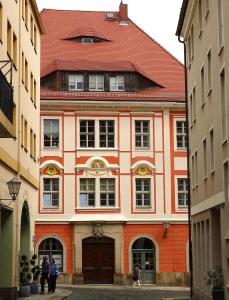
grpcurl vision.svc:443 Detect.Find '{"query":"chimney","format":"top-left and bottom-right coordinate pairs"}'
top-left (119, 1), bottom-right (128, 22)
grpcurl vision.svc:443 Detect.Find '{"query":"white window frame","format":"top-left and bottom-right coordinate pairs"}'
top-left (109, 75), bottom-right (125, 91)
top-left (175, 120), bottom-right (187, 150)
top-left (43, 119), bottom-right (60, 149)
top-left (132, 117), bottom-right (153, 152)
top-left (99, 120), bottom-right (115, 148)
top-left (77, 176), bottom-right (118, 209)
top-left (135, 120), bottom-right (150, 149)
top-left (133, 176), bottom-right (154, 211)
top-left (42, 176), bottom-right (60, 209)
top-left (68, 74), bottom-right (84, 91)
top-left (77, 118), bottom-right (116, 149)
top-left (89, 74), bottom-right (104, 91)
top-left (176, 177), bottom-right (189, 210)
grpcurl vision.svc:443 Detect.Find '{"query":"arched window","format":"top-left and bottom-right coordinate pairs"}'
top-left (132, 237), bottom-right (156, 284)
top-left (38, 238), bottom-right (63, 271)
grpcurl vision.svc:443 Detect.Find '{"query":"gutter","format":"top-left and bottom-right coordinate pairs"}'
top-left (177, 34), bottom-right (193, 298)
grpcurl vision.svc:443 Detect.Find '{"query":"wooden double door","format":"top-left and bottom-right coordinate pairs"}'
top-left (82, 237), bottom-right (114, 284)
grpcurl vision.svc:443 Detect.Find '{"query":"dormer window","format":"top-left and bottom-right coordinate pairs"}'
top-left (68, 74), bottom-right (84, 91)
top-left (89, 75), bottom-right (104, 91)
top-left (81, 37), bottom-right (94, 44)
top-left (110, 75), bottom-right (125, 91)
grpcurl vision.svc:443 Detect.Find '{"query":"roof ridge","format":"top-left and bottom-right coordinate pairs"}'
top-left (41, 8), bottom-right (117, 14)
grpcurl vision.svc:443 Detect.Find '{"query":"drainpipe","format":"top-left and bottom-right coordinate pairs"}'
top-left (178, 36), bottom-right (193, 299)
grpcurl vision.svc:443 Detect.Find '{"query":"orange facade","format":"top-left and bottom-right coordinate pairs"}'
top-left (35, 224), bottom-right (73, 273)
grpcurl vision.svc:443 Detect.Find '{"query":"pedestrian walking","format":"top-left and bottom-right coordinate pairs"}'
top-left (40, 256), bottom-right (50, 294)
top-left (49, 258), bottom-right (59, 293)
top-left (132, 264), bottom-right (141, 288)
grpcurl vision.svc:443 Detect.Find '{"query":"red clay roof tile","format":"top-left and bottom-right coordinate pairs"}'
top-left (41, 8), bottom-right (184, 101)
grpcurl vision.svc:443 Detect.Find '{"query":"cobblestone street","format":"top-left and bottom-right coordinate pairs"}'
top-left (65, 286), bottom-right (190, 300)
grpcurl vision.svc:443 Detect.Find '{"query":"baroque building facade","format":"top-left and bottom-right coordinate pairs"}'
top-left (0, 0), bottom-right (43, 299)
top-left (35, 3), bottom-right (189, 286)
top-left (177, 0), bottom-right (229, 299)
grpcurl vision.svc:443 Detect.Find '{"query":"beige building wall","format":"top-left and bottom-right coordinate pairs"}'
top-left (0, 0), bottom-right (43, 296)
top-left (178, 0), bottom-right (229, 299)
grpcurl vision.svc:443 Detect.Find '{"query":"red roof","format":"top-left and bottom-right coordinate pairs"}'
top-left (40, 8), bottom-right (184, 101)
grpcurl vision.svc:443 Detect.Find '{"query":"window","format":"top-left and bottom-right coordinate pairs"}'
top-left (79, 120), bottom-right (115, 148)
top-left (203, 138), bottom-right (207, 179)
top-left (89, 75), bottom-right (104, 91)
top-left (79, 178), bottom-right (116, 208)
top-left (82, 37), bottom-right (94, 44)
top-left (30, 128), bottom-right (33, 157)
top-left (43, 178), bottom-right (59, 208)
top-left (0, 3), bottom-right (3, 41)
top-left (33, 133), bottom-right (36, 160)
top-left (99, 120), bottom-right (114, 147)
top-left (34, 80), bottom-right (37, 107)
top-left (207, 50), bottom-right (212, 93)
top-left (25, 0), bottom-right (28, 28)
top-left (110, 75), bottom-right (125, 91)
top-left (34, 26), bottom-right (37, 51)
top-left (13, 33), bottom-right (17, 67)
top-left (80, 178), bottom-right (95, 207)
top-left (135, 178), bottom-right (151, 207)
top-left (217, 0), bottom-right (224, 49)
top-left (201, 66), bottom-right (205, 106)
top-left (176, 121), bottom-right (187, 149)
top-left (25, 58), bottom-right (28, 90)
top-left (135, 120), bottom-right (150, 149)
top-left (187, 25), bottom-right (194, 64)
top-left (24, 119), bottom-right (28, 150)
top-left (30, 15), bottom-right (34, 44)
top-left (21, 115), bottom-right (24, 146)
top-left (7, 20), bottom-right (12, 58)
top-left (224, 161), bottom-right (229, 204)
top-left (220, 68), bottom-right (227, 141)
top-left (210, 129), bottom-right (215, 173)
top-left (22, 52), bottom-right (25, 83)
top-left (80, 120), bottom-right (95, 147)
top-left (191, 151), bottom-right (198, 188)
top-left (204, 0), bottom-right (209, 18)
top-left (68, 74), bottom-right (84, 91)
top-left (44, 119), bottom-right (59, 148)
top-left (177, 178), bottom-right (188, 207)
top-left (100, 179), bottom-right (115, 206)
top-left (198, 0), bottom-right (202, 34)
top-left (30, 73), bottom-right (34, 101)
top-left (38, 238), bottom-right (63, 272)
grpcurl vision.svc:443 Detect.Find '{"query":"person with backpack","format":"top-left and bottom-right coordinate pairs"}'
top-left (132, 264), bottom-right (141, 288)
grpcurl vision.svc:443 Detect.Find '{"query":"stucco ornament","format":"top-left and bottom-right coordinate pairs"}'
top-left (47, 166), bottom-right (57, 176)
top-left (138, 166), bottom-right (149, 176)
top-left (92, 223), bottom-right (104, 238)
top-left (91, 159), bottom-right (105, 169)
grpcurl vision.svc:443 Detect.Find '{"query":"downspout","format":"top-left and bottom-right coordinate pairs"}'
top-left (178, 36), bottom-right (193, 299)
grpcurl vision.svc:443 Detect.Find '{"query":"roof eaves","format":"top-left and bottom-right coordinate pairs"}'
top-left (176, 0), bottom-right (189, 37)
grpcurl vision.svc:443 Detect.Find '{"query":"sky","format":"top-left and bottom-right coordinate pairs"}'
top-left (36, 0), bottom-right (184, 63)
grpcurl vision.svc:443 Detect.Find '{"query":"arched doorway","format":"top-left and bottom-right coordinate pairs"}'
top-left (38, 238), bottom-right (63, 271)
top-left (82, 237), bottom-right (114, 284)
top-left (20, 202), bottom-right (30, 257)
top-left (132, 237), bottom-right (156, 284)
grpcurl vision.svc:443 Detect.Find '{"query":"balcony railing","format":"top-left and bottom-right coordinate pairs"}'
top-left (0, 61), bottom-right (13, 123)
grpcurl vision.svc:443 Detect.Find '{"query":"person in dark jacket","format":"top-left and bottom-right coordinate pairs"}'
top-left (40, 256), bottom-right (50, 294)
top-left (49, 258), bottom-right (58, 293)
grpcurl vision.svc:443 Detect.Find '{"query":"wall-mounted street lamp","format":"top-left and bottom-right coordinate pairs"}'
top-left (0, 177), bottom-right (21, 208)
top-left (163, 221), bottom-right (170, 239)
